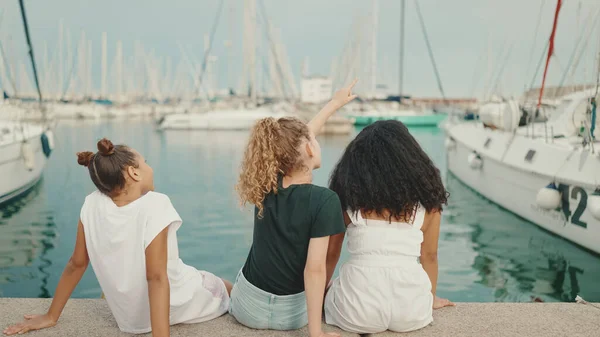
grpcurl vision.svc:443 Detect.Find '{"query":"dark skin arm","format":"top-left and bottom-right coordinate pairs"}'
top-left (420, 211), bottom-right (454, 309)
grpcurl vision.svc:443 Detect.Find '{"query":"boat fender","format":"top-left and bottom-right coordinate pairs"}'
top-left (21, 141), bottom-right (35, 171)
top-left (588, 189), bottom-right (600, 220)
top-left (535, 183), bottom-right (561, 210)
top-left (467, 152), bottom-right (483, 169)
top-left (41, 131), bottom-right (53, 158)
top-left (445, 137), bottom-right (456, 151)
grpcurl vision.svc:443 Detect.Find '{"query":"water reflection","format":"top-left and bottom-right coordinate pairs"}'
top-left (0, 121), bottom-right (598, 302)
top-left (0, 180), bottom-right (58, 298)
top-left (443, 174), bottom-right (599, 302)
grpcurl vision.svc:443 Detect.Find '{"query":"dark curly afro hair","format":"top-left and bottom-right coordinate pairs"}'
top-left (329, 120), bottom-right (448, 221)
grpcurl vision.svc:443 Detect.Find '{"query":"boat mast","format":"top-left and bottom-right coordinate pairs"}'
top-left (243, 0), bottom-right (257, 104)
top-left (399, 0), bottom-right (405, 99)
top-left (414, 0), bottom-right (447, 104)
top-left (196, 0), bottom-right (225, 98)
top-left (370, 0), bottom-right (378, 98)
top-left (116, 40), bottom-right (123, 101)
top-left (18, 0), bottom-right (42, 102)
top-left (101, 32), bottom-right (107, 98)
top-left (537, 0), bottom-right (563, 110)
top-left (58, 19), bottom-right (63, 99)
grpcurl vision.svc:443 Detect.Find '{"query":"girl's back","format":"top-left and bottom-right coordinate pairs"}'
top-left (345, 207), bottom-right (425, 259)
top-left (81, 190), bottom-right (176, 333)
top-left (243, 181), bottom-right (342, 295)
top-left (325, 207), bottom-right (433, 333)
top-left (82, 190), bottom-right (228, 333)
top-left (3, 139), bottom-right (231, 337)
top-left (325, 120), bottom-right (454, 334)
top-left (230, 80), bottom-right (358, 336)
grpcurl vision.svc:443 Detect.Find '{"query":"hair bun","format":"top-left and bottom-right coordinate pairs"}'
top-left (76, 151), bottom-right (94, 167)
top-left (97, 138), bottom-right (115, 155)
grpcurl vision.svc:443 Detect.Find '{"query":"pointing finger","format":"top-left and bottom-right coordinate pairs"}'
top-left (348, 78), bottom-right (358, 90)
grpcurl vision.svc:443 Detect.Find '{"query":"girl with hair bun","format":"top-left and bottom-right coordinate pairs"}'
top-left (4, 138), bottom-right (231, 337)
top-left (229, 80), bottom-right (358, 337)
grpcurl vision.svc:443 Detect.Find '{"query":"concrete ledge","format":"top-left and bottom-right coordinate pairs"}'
top-left (1, 299), bottom-right (599, 337)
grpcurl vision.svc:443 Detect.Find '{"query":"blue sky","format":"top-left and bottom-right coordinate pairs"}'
top-left (2, 0), bottom-right (600, 98)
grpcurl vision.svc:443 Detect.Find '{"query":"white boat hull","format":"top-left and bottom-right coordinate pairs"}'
top-left (0, 125), bottom-right (49, 205)
top-left (446, 123), bottom-right (600, 254)
top-left (159, 110), bottom-right (288, 130)
top-left (51, 103), bottom-right (101, 120)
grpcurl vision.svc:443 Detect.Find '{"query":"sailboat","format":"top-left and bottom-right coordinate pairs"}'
top-left (348, 0), bottom-right (448, 127)
top-left (443, 0), bottom-right (600, 255)
top-left (0, 0), bottom-right (54, 205)
top-left (158, 0), bottom-right (300, 131)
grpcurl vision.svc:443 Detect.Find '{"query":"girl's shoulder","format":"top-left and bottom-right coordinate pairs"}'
top-left (305, 185), bottom-right (341, 212)
top-left (142, 191), bottom-right (172, 204)
top-left (308, 185), bottom-right (338, 200)
top-left (139, 191), bottom-right (177, 213)
top-left (84, 189), bottom-right (104, 202)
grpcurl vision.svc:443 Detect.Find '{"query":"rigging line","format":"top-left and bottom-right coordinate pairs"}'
top-left (468, 40), bottom-right (486, 99)
top-left (414, 0), bottom-right (446, 101)
top-left (60, 41), bottom-right (80, 100)
top-left (195, 0), bottom-right (226, 97)
top-left (255, 9), bottom-right (286, 99)
top-left (525, 0), bottom-right (547, 84)
top-left (184, 43), bottom-right (210, 99)
top-left (565, 6), bottom-right (600, 89)
top-left (490, 42), bottom-right (515, 97)
top-left (333, 15), bottom-right (362, 90)
top-left (528, 39), bottom-right (550, 92)
top-left (257, 0), bottom-right (293, 101)
top-left (536, 0), bottom-right (563, 109)
top-left (557, 7), bottom-right (597, 91)
top-left (18, 0), bottom-right (42, 101)
top-left (255, 6), bottom-right (288, 99)
top-left (483, 38), bottom-right (507, 99)
top-left (0, 41), bottom-right (17, 94)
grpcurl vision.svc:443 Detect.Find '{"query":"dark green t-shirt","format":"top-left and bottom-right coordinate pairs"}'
top-left (242, 180), bottom-right (346, 295)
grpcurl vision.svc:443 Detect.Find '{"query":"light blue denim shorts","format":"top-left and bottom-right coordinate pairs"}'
top-left (229, 270), bottom-right (308, 330)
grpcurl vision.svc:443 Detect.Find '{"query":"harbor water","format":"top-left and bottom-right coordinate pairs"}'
top-left (1, 120), bottom-right (599, 302)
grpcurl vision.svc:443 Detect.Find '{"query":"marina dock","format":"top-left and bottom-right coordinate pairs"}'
top-left (1, 299), bottom-right (598, 336)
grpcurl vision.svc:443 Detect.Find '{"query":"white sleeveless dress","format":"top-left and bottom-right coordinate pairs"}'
top-left (324, 207), bottom-right (433, 334)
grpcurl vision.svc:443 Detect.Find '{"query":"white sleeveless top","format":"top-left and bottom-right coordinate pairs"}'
top-left (324, 205), bottom-right (433, 333)
top-left (345, 205), bottom-right (426, 259)
top-left (80, 191), bottom-right (228, 333)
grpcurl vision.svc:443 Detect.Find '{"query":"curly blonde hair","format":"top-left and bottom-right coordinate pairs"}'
top-left (236, 117), bottom-right (310, 217)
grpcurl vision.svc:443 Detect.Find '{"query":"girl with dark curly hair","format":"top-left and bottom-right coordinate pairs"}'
top-left (323, 120), bottom-right (454, 334)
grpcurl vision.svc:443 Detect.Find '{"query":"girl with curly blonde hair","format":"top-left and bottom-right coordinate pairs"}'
top-left (230, 80), bottom-right (358, 337)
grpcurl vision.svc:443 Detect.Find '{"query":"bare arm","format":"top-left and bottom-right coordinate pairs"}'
top-left (305, 237), bottom-right (338, 337)
top-left (146, 227), bottom-right (171, 337)
top-left (307, 79), bottom-right (358, 135)
top-left (420, 211), bottom-right (454, 309)
top-left (325, 212), bottom-right (349, 287)
top-left (3, 220), bottom-right (90, 335)
top-left (325, 232), bottom-right (345, 288)
top-left (420, 211), bottom-right (440, 297)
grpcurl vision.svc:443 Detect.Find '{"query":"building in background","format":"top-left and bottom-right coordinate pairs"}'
top-left (300, 76), bottom-right (332, 103)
